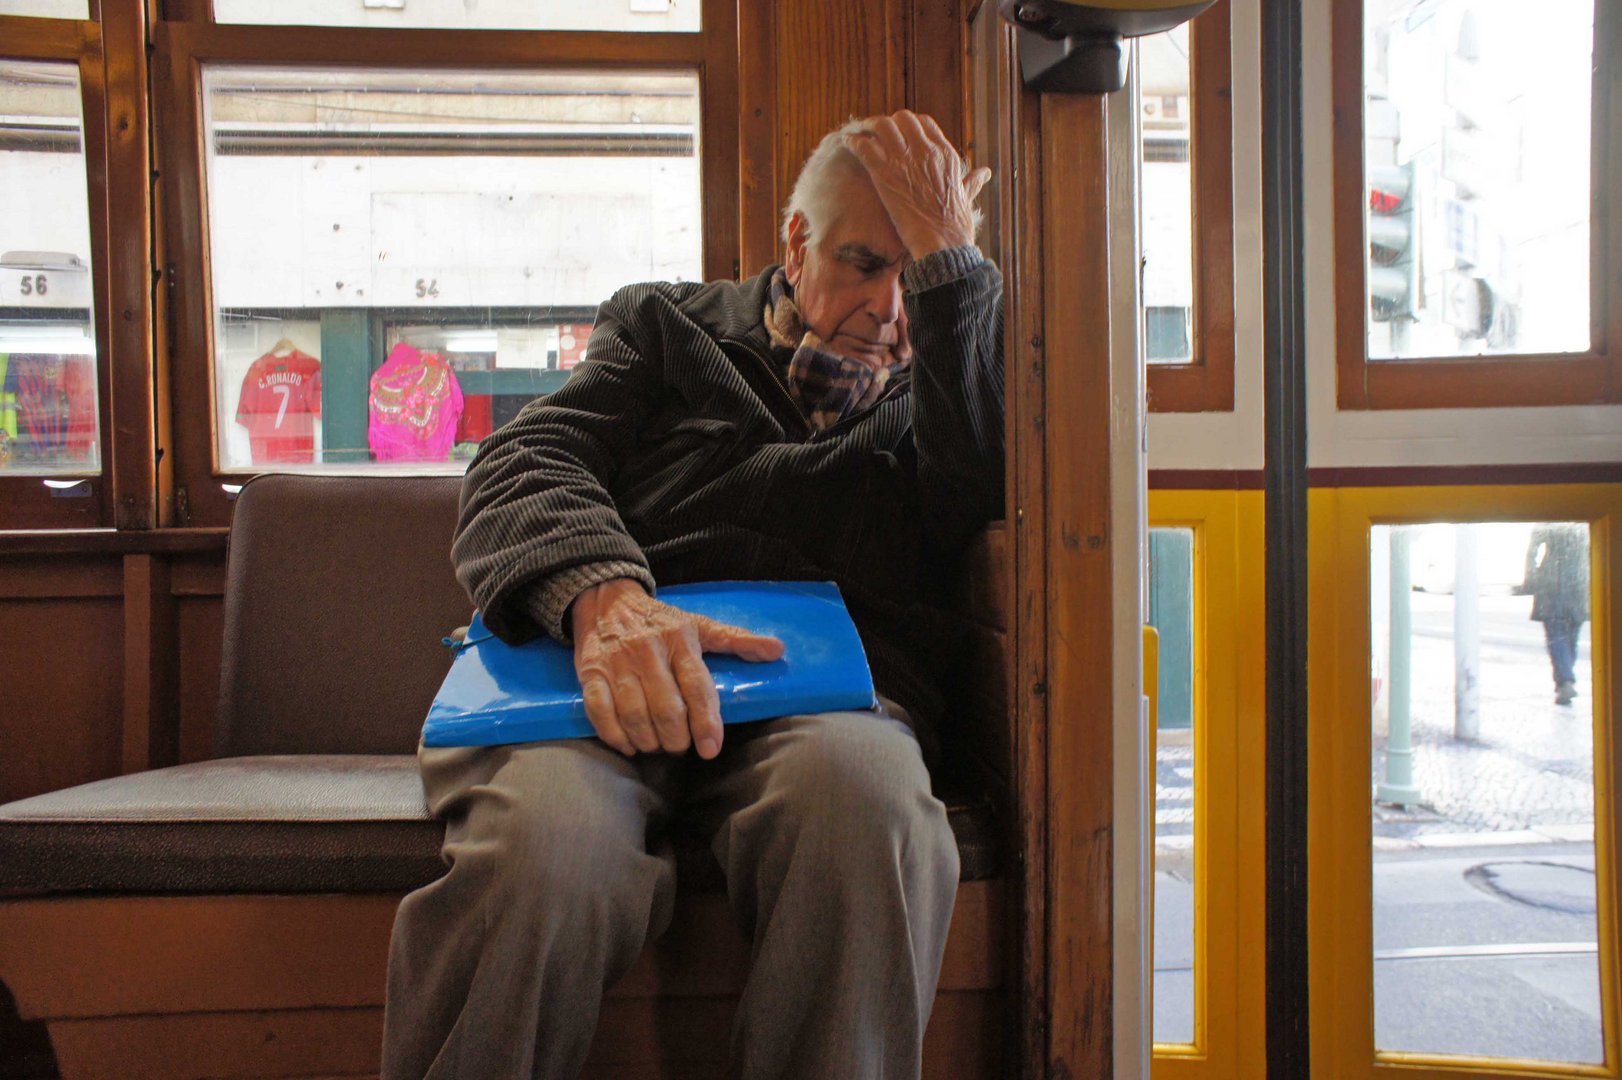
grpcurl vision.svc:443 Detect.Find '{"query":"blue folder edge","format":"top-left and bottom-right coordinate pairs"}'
top-left (422, 580), bottom-right (878, 748)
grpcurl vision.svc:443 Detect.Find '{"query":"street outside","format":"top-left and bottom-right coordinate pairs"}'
top-left (1151, 589), bottom-right (1604, 1062)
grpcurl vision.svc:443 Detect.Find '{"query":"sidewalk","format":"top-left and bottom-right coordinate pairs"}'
top-left (1152, 605), bottom-right (1597, 857)
top-left (1370, 605), bottom-right (1596, 850)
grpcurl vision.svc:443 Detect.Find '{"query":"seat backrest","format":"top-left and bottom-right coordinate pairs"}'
top-left (215, 474), bottom-right (472, 757)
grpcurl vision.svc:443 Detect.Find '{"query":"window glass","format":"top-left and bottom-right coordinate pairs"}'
top-left (1371, 522), bottom-right (1603, 1063)
top-left (0, 1), bottom-right (89, 17)
top-left (213, 0), bottom-right (698, 33)
top-left (1151, 526), bottom-right (1196, 1046)
top-left (1362, 1), bottom-right (1593, 360)
top-left (202, 67), bottom-right (702, 472)
top-left (1137, 25), bottom-right (1194, 365)
top-left (0, 60), bottom-right (100, 476)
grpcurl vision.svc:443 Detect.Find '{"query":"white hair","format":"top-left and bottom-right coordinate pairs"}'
top-left (780, 117), bottom-right (875, 246)
top-left (779, 116), bottom-right (983, 247)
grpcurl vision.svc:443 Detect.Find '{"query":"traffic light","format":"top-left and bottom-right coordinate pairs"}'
top-left (1367, 161), bottom-right (1419, 324)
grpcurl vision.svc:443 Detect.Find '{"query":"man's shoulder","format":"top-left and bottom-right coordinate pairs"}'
top-left (606, 269), bottom-right (778, 343)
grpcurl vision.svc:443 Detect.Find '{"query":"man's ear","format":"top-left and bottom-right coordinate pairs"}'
top-left (784, 211), bottom-right (809, 286)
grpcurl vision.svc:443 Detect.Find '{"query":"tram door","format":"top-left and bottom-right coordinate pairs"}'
top-left (1125, 2), bottom-right (1622, 1079)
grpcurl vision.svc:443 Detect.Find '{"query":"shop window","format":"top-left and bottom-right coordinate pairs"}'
top-left (1137, 1), bottom-right (1235, 412)
top-left (1334, 1), bottom-right (1622, 408)
top-left (0, 60), bottom-right (100, 479)
top-left (197, 66), bottom-right (702, 475)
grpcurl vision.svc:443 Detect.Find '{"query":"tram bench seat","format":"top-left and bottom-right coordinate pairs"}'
top-left (0, 473), bottom-right (1011, 1080)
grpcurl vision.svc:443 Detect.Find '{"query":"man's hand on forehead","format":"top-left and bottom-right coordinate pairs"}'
top-left (843, 110), bottom-right (991, 260)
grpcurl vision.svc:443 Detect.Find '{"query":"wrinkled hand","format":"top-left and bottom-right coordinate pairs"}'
top-left (570, 578), bottom-right (785, 759)
top-left (844, 110), bottom-right (992, 259)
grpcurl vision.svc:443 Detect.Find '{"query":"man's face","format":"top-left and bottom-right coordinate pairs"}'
top-left (784, 171), bottom-right (912, 364)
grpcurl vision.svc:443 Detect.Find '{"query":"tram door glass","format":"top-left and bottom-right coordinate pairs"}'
top-left (200, 67), bottom-right (702, 474)
top-left (0, 60), bottom-right (101, 476)
top-left (1150, 526), bottom-right (1197, 1045)
top-left (1136, 25), bottom-right (1195, 365)
top-left (1370, 523), bottom-right (1605, 1064)
top-left (0, 1), bottom-right (87, 16)
top-left (1361, 1), bottom-right (1593, 360)
top-left (213, 0), bottom-right (699, 33)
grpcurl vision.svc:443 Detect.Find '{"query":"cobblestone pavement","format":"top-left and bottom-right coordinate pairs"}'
top-left (1372, 599), bottom-right (1596, 840)
top-left (1152, 594), bottom-right (1597, 850)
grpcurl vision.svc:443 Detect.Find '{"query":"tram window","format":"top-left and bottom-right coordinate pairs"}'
top-left (1369, 522), bottom-right (1605, 1064)
top-left (0, 0), bottom-right (87, 17)
top-left (1362, 4), bottom-right (1591, 360)
top-left (200, 67), bottom-right (702, 474)
top-left (1149, 526), bottom-right (1197, 1047)
top-left (0, 60), bottom-right (101, 478)
top-left (1138, 27), bottom-right (1195, 367)
top-left (1335, 1), bottom-right (1622, 407)
top-left (1136, 2), bottom-right (1235, 413)
top-left (212, 0), bottom-right (699, 33)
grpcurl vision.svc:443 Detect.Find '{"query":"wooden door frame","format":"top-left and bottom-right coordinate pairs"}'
top-left (987, 13), bottom-right (1138, 1077)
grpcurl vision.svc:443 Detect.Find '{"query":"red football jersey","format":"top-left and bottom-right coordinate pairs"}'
top-left (236, 349), bottom-right (322, 464)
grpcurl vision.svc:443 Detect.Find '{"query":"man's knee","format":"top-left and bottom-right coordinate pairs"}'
top-left (435, 741), bottom-right (670, 918)
top-left (750, 712), bottom-right (958, 875)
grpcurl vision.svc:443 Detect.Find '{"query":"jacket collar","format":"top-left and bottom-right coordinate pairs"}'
top-left (677, 265), bottom-right (781, 357)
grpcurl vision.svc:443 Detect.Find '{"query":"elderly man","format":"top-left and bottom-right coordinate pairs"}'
top-left (382, 110), bottom-right (1002, 1079)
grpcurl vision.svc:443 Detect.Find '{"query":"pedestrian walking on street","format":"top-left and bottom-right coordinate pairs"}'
top-left (1522, 523), bottom-right (1589, 705)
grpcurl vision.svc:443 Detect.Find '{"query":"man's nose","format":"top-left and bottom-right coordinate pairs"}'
top-left (865, 272), bottom-right (904, 325)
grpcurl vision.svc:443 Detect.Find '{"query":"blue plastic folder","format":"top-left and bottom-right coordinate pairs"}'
top-left (422, 580), bottom-right (877, 748)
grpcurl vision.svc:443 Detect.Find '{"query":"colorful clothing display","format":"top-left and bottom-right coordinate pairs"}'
top-left (236, 348), bottom-right (323, 464)
top-left (0, 353), bottom-right (98, 465)
top-left (368, 342), bottom-right (464, 462)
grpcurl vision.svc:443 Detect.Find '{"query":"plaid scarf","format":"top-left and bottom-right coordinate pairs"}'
top-left (763, 269), bottom-right (909, 431)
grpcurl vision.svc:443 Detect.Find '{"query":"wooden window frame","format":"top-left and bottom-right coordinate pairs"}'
top-left (1146, 0), bottom-right (1236, 415)
top-left (1333, 0), bottom-right (1622, 411)
top-left (0, 2), bottom-right (156, 530)
top-left (154, 0), bottom-right (742, 527)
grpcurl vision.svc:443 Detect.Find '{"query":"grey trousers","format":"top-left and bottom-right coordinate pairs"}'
top-left (381, 706), bottom-right (960, 1080)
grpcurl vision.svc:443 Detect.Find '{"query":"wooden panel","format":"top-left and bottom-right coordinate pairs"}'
top-left (0, 881), bottom-right (1003, 1021)
top-left (170, 550), bottom-right (226, 596)
top-left (122, 554), bottom-right (180, 774)
top-left (737, 0), bottom-right (781, 273)
top-left (50, 1008), bottom-right (383, 1080)
top-left (177, 595), bottom-right (224, 764)
top-left (0, 598), bottom-right (123, 804)
top-left (1000, 13), bottom-right (1051, 1075)
top-left (910, 0), bottom-right (969, 147)
top-left (1039, 90), bottom-right (1115, 1080)
top-left (772, 0), bottom-right (907, 233)
top-left (0, 529), bottom-right (227, 557)
top-left (102, 0), bottom-right (159, 529)
top-left (0, 557), bottom-right (122, 599)
top-left (44, 991), bottom-right (1001, 1080)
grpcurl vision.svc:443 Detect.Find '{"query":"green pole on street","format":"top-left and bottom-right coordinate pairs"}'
top-left (1379, 526), bottom-right (1422, 805)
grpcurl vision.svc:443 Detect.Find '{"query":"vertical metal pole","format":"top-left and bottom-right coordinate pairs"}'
top-left (1379, 528), bottom-right (1421, 805)
top-left (1262, 0), bottom-right (1311, 1074)
top-left (1454, 524), bottom-right (1481, 741)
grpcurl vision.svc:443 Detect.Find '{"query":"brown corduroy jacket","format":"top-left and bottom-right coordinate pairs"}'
top-left (450, 256), bottom-right (1004, 738)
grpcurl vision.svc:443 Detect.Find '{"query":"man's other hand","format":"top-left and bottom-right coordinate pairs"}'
top-left (844, 109), bottom-right (992, 259)
top-left (570, 578), bottom-right (785, 759)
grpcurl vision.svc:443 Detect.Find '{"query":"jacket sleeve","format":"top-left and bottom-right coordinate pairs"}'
top-left (450, 285), bottom-right (669, 644)
top-left (902, 250), bottom-right (1006, 555)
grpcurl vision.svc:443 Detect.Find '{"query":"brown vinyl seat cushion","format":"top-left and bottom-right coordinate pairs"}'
top-left (0, 756), bottom-right (999, 894)
top-left (0, 474), bottom-right (1000, 896)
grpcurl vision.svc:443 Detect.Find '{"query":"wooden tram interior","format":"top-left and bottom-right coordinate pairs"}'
top-left (0, 1), bottom-right (1118, 1076)
top-left (3, 1), bottom-right (1622, 1079)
